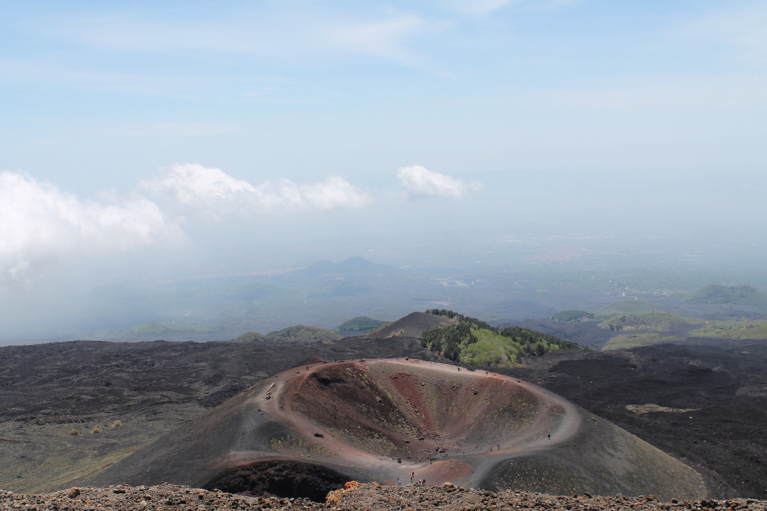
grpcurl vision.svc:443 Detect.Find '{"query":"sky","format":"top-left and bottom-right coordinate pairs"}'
top-left (2, 0), bottom-right (767, 338)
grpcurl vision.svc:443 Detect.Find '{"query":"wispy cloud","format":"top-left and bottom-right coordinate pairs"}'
top-left (328, 14), bottom-right (451, 67)
top-left (28, 8), bottom-right (451, 69)
top-left (397, 165), bottom-right (483, 198)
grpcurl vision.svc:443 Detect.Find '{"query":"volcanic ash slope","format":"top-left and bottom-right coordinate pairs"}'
top-left (83, 359), bottom-right (708, 501)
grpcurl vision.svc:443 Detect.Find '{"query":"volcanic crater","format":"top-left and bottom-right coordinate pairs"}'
top-left (287, 359), bottom-right (552, 461)
top-left (85, 359), bottom-right (709, 501)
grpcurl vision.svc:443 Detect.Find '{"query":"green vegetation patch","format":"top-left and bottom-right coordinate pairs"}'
top-left (265, 325), bottom-right (341, 341)
top-left (233, 325), bottom-right (341, 342)
top-left (603, 334), bottom-right (684, 351)
top-left (422, 310), bottom-right (583, 366)
top-left (688, 320), bottom-right (767, 340)
top-left (232, 331), bottom-right (268, 343)
top-left (550, 310), bottom-right (595, 322)
top-left (598, 312), bottom-right (702, 332)
top-left (334, 316), bottom-right (389, 332)
top-left (682, 284), bottom-right (767, 308)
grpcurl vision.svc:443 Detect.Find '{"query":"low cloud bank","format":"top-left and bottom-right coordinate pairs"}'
top-left (0, 171), bottom-right (172, 285)
top-left (1, 163), bottom-right (478, 286)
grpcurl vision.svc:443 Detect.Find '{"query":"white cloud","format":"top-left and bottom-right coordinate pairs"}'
top-left (142, 163), bottom-right (371, 215)
top-left (141, 163), bottom-right (258, 207)
top-left (0, 171), bottom-right (174, 285)
top-left (300, 175), bottom-right (372, 210)
top-left (397, 165), bottom-right (483, 198)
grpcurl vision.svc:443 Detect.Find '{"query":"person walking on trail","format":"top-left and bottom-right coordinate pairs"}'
top-left (411, 472), bottom-right (414, 484)
top-left (397, 477), bottom-right (401, 486)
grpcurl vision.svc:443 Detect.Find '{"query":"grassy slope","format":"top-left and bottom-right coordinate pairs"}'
top-left (460, 328), bottom-right (518, 366)
top-left (422, 311), bottom-right (583, 366)
top-left (688, 320), bottom-right (767, 340)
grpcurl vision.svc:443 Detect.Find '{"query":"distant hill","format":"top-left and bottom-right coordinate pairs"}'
top-left (598, 300), bottom-right (657, 316)
top-left (297, 256), bottom-right (397, 277)
top-left (233, 325), bottom-right (340, 343)
top-left (266, 325), bottom-right (340, 341)
top-left (421, 309), bottom-right (583, 366)
top-left (133, 322), bottom-right (224, 336)
top-left (682, 284), bottom-right (767, 308)
top-left (231, 331), bottom-right (268, 343)
top-left (365, 311), bottom-right (453, 339)
top-left (551, 310), bottom-right (594, 322)
top-left (598, 312), bottom-right (702, 332)
top-left (688, 320), bottom-right (767, 340)
top-left (334, 316), bottom-right (389, 332)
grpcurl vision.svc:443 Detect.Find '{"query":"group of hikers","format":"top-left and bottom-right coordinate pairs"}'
top-left (396, 472), bottom-right (427, 486)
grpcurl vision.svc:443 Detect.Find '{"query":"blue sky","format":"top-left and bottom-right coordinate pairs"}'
top-left (1, 0), bottom-right (767, 296)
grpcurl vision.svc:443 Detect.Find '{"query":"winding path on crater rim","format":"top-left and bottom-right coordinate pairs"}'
top-left (244, 358), bottom-right (581, 486)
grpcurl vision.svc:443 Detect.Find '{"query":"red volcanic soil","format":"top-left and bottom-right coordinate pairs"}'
top-left (254, 358), bottom-right (571, 488)
top-left (287, 360), bottom-right (546, 461)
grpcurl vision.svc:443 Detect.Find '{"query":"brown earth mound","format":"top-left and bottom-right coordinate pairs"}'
top-left (366, 312), bottom-right (453, 339)
top-left (82, 359), bottom-right (708, 501)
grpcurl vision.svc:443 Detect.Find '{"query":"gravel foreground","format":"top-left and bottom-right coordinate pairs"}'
top-left (2, 482), bottom-right (766, 511)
